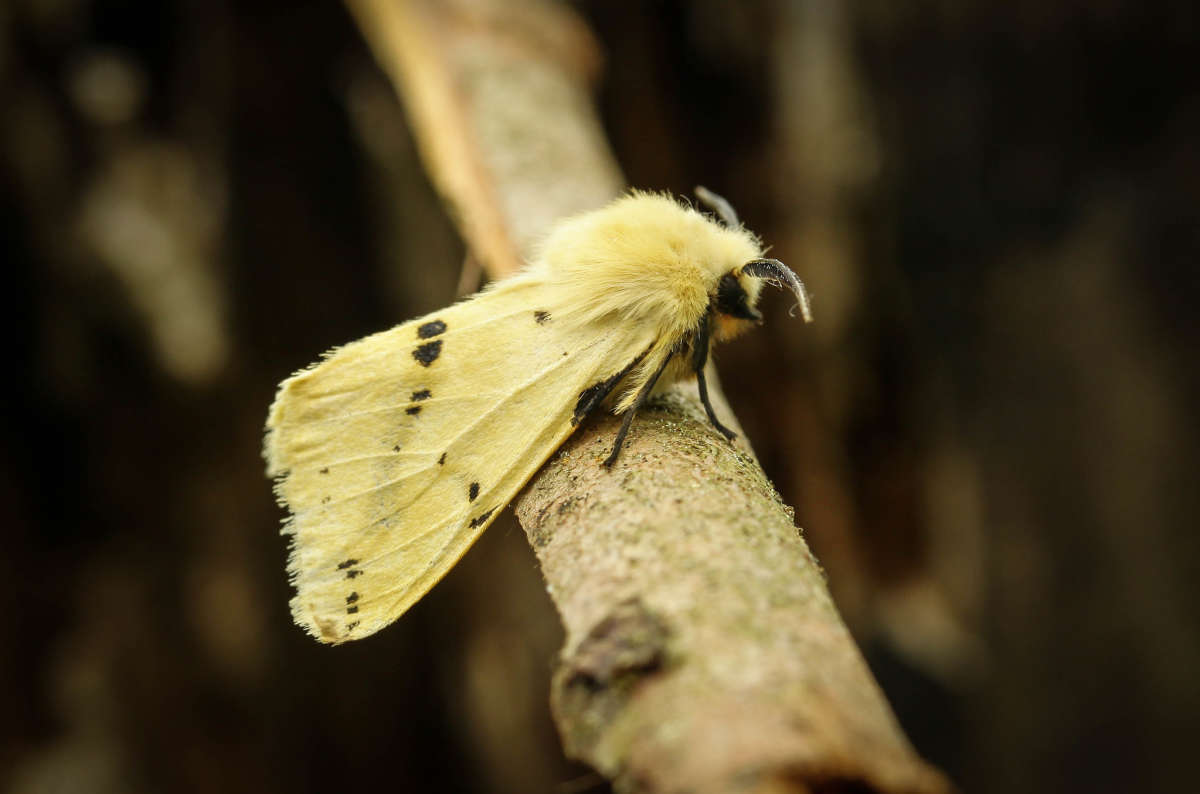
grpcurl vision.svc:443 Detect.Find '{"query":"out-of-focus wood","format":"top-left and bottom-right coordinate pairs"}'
top-left (344, 1), bottom-right (951, 791)
top-left (345, 0), bottom-right (622, 275)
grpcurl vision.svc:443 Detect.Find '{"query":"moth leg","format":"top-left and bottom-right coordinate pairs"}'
top-left (603, 351), bottom-right (675, 468)
top-left (695, 186), bottom-right (740, 228)
top-left (573, 350), bottom-right (648, 426)
top-left (691, 313), bottom-right (737, 441)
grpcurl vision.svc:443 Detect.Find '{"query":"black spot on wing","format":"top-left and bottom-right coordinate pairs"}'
top-left (337, 559), bottom-right (358, 570)
top-left (534, 310), bottom-right (550, 324)
top-left (411, 389), bottom-right (432, 401)
top-left (347, 605), bottom-right (359, 614)
top-left (346, 621), bottom-right (360, 631)
top-left (319, 467), bottom-right (329, 474)
top-left (438, 452), bottom-right (446, 466)
top-left (393, 444), bottom-right (401, 453)
top-left (469, 507), bottom-right (496, 529)
top-left (469, 482), bottom-right (479, 502)
top-left (346, 592), bottom-right (359, 604)
top-left (406, 405), bottom-right (422, 416)
top-left (417, 320), bottom-right (447, 338)
top-left (346, 569), bottom-right (361, 580)
top-left (413, 340), bottom-right (442, 366)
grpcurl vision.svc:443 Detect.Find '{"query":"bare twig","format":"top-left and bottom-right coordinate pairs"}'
top-left (519, 391), bottom-right (950, 794)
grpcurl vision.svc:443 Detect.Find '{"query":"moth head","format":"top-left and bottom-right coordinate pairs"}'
top-left (695, 187), bottom-right (813, 342)
top-left (709, 259), bottom-right (811, 341)
top-left (534, 189), bottom-right (810, 340)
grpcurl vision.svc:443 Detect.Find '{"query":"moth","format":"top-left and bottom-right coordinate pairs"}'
top-left (265, 189), bottom-right (811, 643)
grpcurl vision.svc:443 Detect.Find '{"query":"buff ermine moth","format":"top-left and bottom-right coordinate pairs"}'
top-left (265, 189), bottom-right (811, 643)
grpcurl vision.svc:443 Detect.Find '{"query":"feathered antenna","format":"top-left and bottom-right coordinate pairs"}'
top-left (743, 258), bottom-right (813, 323)
top-left (694, 185), bottom-right (740, 228)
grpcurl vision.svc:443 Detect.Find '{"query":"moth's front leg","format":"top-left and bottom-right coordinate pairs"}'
top-left (603, 350), bottom-right (676, 468)
top-left (691, 313), bottom-right (737, 442)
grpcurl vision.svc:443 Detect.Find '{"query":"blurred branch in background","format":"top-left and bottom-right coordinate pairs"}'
top-left (347, 0), bottom-right (622, 278)
top-left (769, 0), bottom-right (984, 687)
top-left (343, 0), bottom-right (950, 791)
top-left (79, 141), bottom-right (229, 384)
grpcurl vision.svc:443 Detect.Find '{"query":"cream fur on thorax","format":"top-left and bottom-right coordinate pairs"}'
top-left (515, 192), bottom-right (765, 412)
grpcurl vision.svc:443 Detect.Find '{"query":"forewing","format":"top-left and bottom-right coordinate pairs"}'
top-left (266, 278), bottom-right (642, 643)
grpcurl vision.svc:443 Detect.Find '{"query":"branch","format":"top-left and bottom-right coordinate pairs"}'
top-left (517, 388), bottom-right (949, 793)
top-left (345, 0), bottom-right (622, 277)
top-left (344, 1), bottom-right (951, 791)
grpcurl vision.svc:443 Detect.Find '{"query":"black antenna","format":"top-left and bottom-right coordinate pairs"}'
top-left (694, 186), bottom-right (740, 228)
top-left (743, 258), bottom-right (813, 323)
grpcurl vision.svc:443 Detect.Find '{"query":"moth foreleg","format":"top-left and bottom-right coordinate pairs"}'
top-left (603, 351), bottom-right (675, 468)
top-left (696, 367), bottom-right (737, 441)
top-left (691, 313), bottom-right (736, 442)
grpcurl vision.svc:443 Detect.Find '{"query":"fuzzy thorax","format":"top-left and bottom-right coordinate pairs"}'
top-left (532, 192), bottom-right (763, 338)
top-left (527, 192), bottom-right (766, 413)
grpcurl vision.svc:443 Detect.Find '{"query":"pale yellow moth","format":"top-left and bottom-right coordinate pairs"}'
top-left (265, 189), bottom-right (811, 643)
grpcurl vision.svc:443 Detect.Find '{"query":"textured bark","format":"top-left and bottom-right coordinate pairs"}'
top-left (345, 1), bottom-right (951, 791)
top-left (515, 388), bottom-right (949, 794)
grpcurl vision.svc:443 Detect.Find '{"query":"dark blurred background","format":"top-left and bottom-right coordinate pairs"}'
top-left (3, 1), bottom-right (1197, 792)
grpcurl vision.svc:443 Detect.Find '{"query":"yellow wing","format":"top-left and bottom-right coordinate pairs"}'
top-left (265, 276), bottom-right (648, 643)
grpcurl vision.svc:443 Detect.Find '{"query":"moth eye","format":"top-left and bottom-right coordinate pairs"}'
top-left (714, 273), bottom-right (761, 321)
